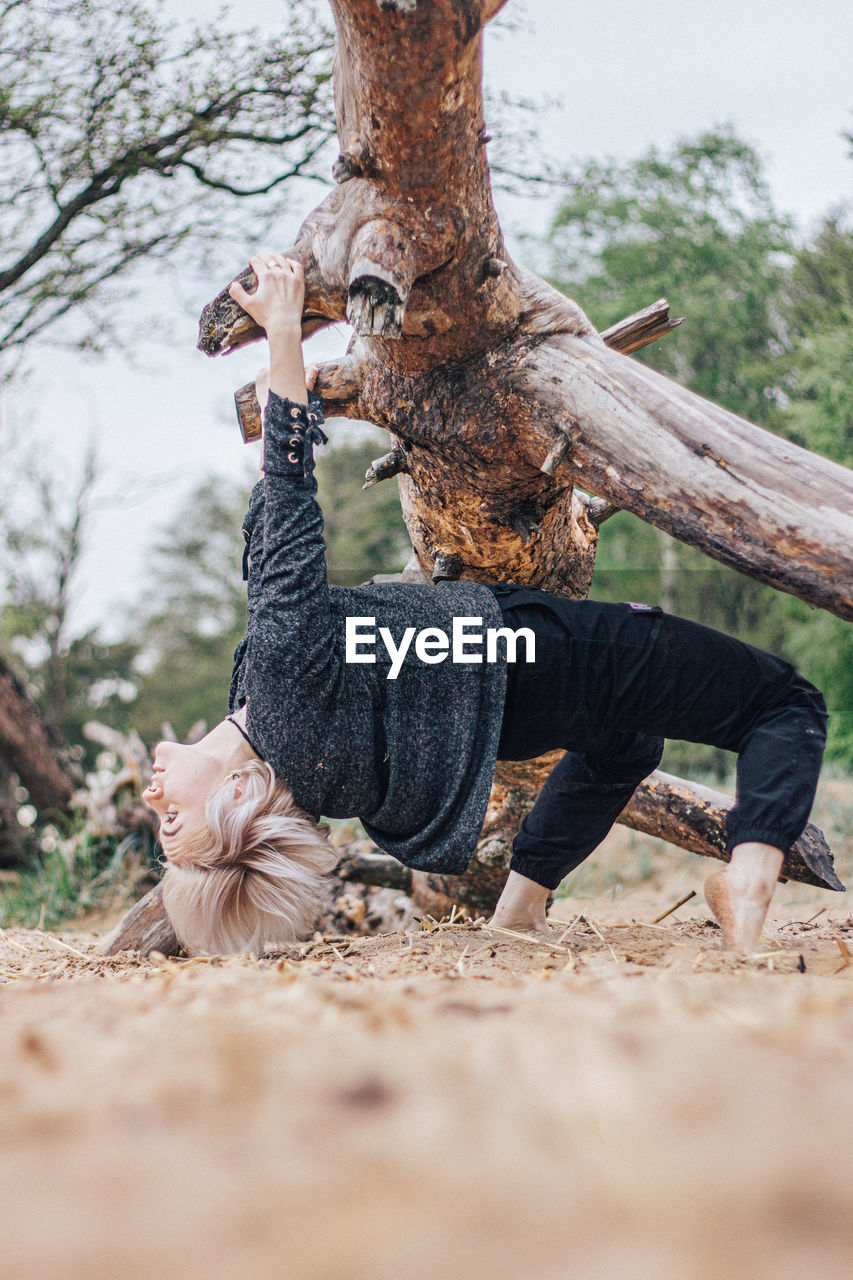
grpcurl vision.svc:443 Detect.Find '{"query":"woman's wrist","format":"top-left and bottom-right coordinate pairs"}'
top-left (265, 318), bottom-right (303, 341)
top-left (267, 326), bottom-right (308, 404)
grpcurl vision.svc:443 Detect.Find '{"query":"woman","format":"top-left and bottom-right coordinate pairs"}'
top-left (143, 254), bottom-right (828, 957)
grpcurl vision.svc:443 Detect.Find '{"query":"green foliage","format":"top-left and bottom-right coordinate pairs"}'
top-left (0, 445), bottom-right (137, 768)
top-left (0, 826), bottom-right (155, 930)
top-left (0, 0), bottom-right (335, 372)
top-left (783, 603), bottom-right (853, 767)
top-left (127, 473), bottom-right (254, 744)
top-left (547, 126), bottom-right (795, 426)
top-left (784, 215), bottom-right (853, 467)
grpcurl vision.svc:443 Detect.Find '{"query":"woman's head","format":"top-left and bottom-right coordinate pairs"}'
top-left (146, 753), bottom-right (337, 955)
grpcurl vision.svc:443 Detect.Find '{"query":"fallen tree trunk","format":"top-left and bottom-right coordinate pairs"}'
top-left (356, 767), bottom-right (843, 916)
top-left (622, 770), bottom-right (843, 892)
top-left (514, 336), bottom-right (853, 621)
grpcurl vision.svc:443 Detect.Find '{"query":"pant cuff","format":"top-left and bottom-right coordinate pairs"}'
top-left (725, 827), bottom-right (792, 856)
top-left (508, 854), bottom-right (564, 892)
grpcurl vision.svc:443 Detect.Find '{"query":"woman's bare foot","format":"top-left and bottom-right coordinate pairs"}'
top-left (489, 870), bottom-right (552, 939)
top-left (704, 842), bottom-right (784, 955)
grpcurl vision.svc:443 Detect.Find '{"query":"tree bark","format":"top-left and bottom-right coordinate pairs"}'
top-left (100, 883), bottom-right (181, 959)
top-left (0, 656), bottom-right (76, 862)
top-left (188, 0), bottom-right (848, 915)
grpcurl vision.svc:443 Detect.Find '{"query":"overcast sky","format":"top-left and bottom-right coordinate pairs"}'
top-left (4, 0), bottom-right (851, 638)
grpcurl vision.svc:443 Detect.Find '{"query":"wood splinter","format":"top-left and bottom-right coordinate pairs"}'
top-left (363, 448), bottom-right (406, 489)
top-left (600, 298), bottom-right (685, 356)
top-left (539, 432), bottom-right (575, 477)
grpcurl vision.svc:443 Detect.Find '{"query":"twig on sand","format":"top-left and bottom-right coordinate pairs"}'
top-left (553, 911), bottom-right (620, 962)
top-left (0, 929), bottom-right (29, 954)
top-left (834, 937), bottom-right (852, 974)
top-left (582, 915), bottom-right (621, 964)
top-left (652, 889), bottom-right (696, 925)
top-left (478, 922), bottom-right (570, 952)
top-left (555, 911), bottom-right (586, 944)
top-left (805, 906), bottom-right (827, 925)
top-left (45, 935), bottom-right (91, 961)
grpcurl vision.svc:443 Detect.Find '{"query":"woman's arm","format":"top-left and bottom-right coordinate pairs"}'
top-left (227, 255), bottom-right (337, 704)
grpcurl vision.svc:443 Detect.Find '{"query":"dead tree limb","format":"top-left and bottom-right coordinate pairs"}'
top-left (100, 882), bottom-right (180, 958)
top-left (514, 336), bottom-right (853, 620)
top-left (599, 298), bottom-right (684, 354)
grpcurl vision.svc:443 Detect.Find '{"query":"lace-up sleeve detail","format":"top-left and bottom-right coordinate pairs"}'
top-left (263, 390), bottom-right (328, 478)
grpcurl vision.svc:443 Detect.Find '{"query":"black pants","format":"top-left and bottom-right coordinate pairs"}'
top-left (490, 586), bottom-right (828, 892)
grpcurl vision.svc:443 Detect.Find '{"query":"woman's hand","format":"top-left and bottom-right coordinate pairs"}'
top-left (229, 254), bottom-right (305, 337)
top-left (231, 254), bottom-right (310, 404)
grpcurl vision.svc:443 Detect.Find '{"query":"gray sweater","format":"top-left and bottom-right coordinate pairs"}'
top-left (229, 390), bottom-right (507, 874)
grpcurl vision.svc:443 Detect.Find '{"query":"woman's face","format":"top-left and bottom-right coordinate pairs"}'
top-left (143, 740), bottom-right (226, 860)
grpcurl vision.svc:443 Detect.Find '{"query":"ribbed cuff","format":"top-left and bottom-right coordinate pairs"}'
top-left (724, 826), bottom-right (792, 856)
top-left (508, 853), bottom-right (564, 892)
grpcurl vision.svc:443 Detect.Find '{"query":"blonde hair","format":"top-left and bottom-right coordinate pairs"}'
top-left (160, 758), bottom-right (337, 956)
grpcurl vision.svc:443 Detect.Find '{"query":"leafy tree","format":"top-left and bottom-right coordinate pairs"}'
top-left (0, 0), bottom-right (334, 373)
top-left (784, 213), bottom-right (853, 468)
top-left (126, 474), bottom-right (253, 744)
top-left (546, 126), bottom-right (795, 426)
top-left (0, 0), bottom-right (555, 379)
top-left (780, 211), bottom-right (853, 763)
top-left (545, 127), bottom-right (798, 636)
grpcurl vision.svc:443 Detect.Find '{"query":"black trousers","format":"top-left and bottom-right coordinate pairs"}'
top-left (490, 586), bottom-right (828, 892)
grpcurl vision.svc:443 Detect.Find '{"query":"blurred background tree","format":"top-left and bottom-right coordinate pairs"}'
top-left (0, 0), bottom-right (334, 377)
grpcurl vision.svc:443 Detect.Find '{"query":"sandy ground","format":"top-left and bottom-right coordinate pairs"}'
top-left (2, 775), bottom-right (853, 1280)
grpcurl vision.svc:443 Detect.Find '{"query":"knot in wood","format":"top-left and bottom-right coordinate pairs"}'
top-left (483, 256), bottom-right (507, 279)
top-left (539, 429), bottom-right (577, 477)
top-left (332, 154), bottom-right (358, 183)
top-left (347, 278), bottom-right (407, 337)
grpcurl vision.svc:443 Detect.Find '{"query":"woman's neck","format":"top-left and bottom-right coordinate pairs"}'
top-left (198, 713), bottom-right (261, 770)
